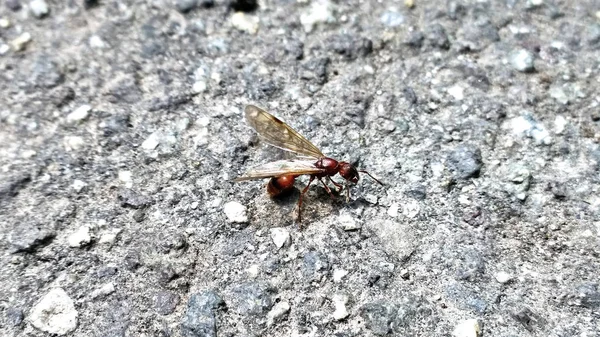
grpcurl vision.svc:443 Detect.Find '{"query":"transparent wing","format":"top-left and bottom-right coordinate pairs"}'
top-left (233, 159), bottom-right (324, 181)
top-left (244, 105), bottom-right (324, 159)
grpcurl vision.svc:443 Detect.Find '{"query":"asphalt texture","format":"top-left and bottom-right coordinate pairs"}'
top-left (1, 0), bottom-right (600, 336)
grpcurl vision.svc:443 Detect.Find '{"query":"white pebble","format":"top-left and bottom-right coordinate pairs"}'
top-left (246, 264), bottom-right (259, 278)
top-left (0, 44), bottom-right (9, 55)
top-left (29, 288), bottom-right (78, 335)
top-left (554, 115), bottom-right (567, 134)
top-left (30, 0), bottom-right (50, 18)
top-left (230, 12), bottom-right (259, 34)
top-left (387, 202), bottom-right (399, 217)
top-left (98, 228), bottom-right (122, 244)
top-left (67, 226), bottom-right (91, 248)
top-left (332, 294), bottom-right (349, 321)
top-left (192, 81), bottom-right (207, 94)
top-left (333, 269), bottom-right (348, 283)
top-left (495, 271), bottom-right (513, 284)
top-left (118, 170), bottom-right (132, 187)
top-left (0, 18), bottom-right (10, 28)
top-left (223, 201), bottom-right (248, 223)
top-left (447, 85), bottom-right (464, 101)
top-left (89, 35), bottom-right (107, 49)
top-left (71, 180), bottom-right (87, 193)
top-left (338, 211), bottom-right (361, 230)
top-left (270, 227), bottom-right (290, 249)
top-left (11, 32), bottom-right (32, 51)
top-left (91, 283), bottom-right (115, 299)
top-left (452, 319), bottom-right (481, 337)
top-left (141, 132), bottom-right (160, 150)
top-left (64, 136), bottom-right (85, 151)
top-left (67, 105), bottom-right (91, 123)
top-left (267, 301), bottom-right (290, 326)
top-left (300, 0), bottom-right (335, 33)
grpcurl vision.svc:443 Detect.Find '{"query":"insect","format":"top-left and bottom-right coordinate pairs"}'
top-left (234, 104), bottom-right (383, 223)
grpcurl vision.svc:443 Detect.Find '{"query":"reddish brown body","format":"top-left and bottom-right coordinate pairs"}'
top-left (267, 175), bottom-right (296, 197)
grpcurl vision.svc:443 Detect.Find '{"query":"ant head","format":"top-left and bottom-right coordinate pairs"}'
top-left (339, 162), bottom-right (359, 184)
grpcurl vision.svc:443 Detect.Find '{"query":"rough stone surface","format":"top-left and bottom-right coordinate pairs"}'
top-left (29, 288), bottom-right (78, 335)
top-left (1, 1), bottom-right (599, 336)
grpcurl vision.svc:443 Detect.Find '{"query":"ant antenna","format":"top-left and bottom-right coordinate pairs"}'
top-left (359, 170), bottom-right (384, 186)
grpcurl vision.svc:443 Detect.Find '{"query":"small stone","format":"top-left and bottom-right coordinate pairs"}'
top-left (8, 223), bottom-right (55, 253)
top-left (554, 116), bottom-right (567, 134)
top-left (155, 291), bottom-right (180, 315)
top-left (181, 291), bottom-right (224, 337)
top-left (89, 35), bottom-right (107, 49)
top-left (549, 86), bottom-right (569, 105)
top-left (6, 307), bottom-right (24, 326)
top-left (67, 105), bottom-right (91, 123)
top-left (246, 264), bottom-right (259, 278)
top-left (29, 288), bottom-right (78, 335)
top-left (68, 226), bottom-right (92, 248)
top-left (270, 227), bottom-right (290, 249)
top-left (10, 32), bottom-right (32, 51)
top-left (6, 0), bottom-right (22, 11)
top-left (339, 211), bottom-right (361, 230)
top-left (495, 271), bottom-right (513, 284)
top-left (223, 201), bottom-right (248, 223)
top-left (266, 301), bottom-right (290, 326)
top-left (175, 0), bottom-right (197, 13)
top-left (333, 269), bottom-right (348, 283)
top-left (510, 49), bottom-right (535, 73)
top-left (452, 319), bottom-right (481, 337)
top-left (72, 180), bottom-right (87, 193)
top-left (29, 0), bottom-right (49, 18)
top-left (447, 85), bottom-right (464, 101)
top-left (230, 282), bottom-right (273, 316)
top-left (447, 145), bottom-right (482, 180)
top-left (98, 228), bottom-right (122, 244)
top-left (230, 12), bottom-right (259, 34)
top-left (64, 136), bottom-right (85, 151)
top-left (425, 24), bottom-right (450, 49)
top-left (380, 9), bottom-right (404, 27)
top-left (387, 203), bottom-right (399, 217)
top-left (0, 44), bottom-right (9, 55)
top-left (300, 0), bottom-right (335, 33)
top-left (332, 294), bottom-right (350, 321)
top-left (192, 81), bottom-right (207, 94)
top-left (90, 283), bottom-right (115, 299)
top-left (404, 0), bottom-right (414, 8)
top-left (0, 18), bottom-right (10, 28)
top-left (141, 132), bottom-right (160, 150)
top-left (118, 170), bottom-right (133, 188)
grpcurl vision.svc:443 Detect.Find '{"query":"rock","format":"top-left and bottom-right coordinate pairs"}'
top-left (495, 271), bottom-right (513, 284)
top-left (90, 283), bottom-right (116, 299)
top-left (445, 283), bottom-right (488, 314)
top-left (67, 105), bottom-right (91, 123)
top-left (447, 85), bottom-right (464, 101)
top-left (270, 227), bottom-right (290, 249)
top-left (554, 116), bottom-right (567, 134)
top-left (425, 24), bottom-right (450, 49)
top-left (300, 57), bottom-right (329, 85)
top-left (89, 35), bottom-right (107, 49)
top-left (549, 86), bottom-right (569, 105)
top-left (30, 55), bottom-right (64, 88)
top-left (380, 9), bottom-right (404, 27)
top-left (6, 307), bottom-right (24, 326)
top-left (512, 307), bottom-right (546, 332)
top-left (404, 31), bottom-right (424, 48)
top-left (8, 223), bottom-right (55, 253)
top-left (447, 145), bottom-right (483, 180)
top-left (175, 0), bottom-right (197, 13)
top-left (333, 269), bottom-right (348, 283)
top-left (338, 211), bottom-right (361, 230)
top-left (99, 228), bottom-right (122, 244)
top-left (326, 34), bottom-right (373, 60)
top-left (192, 81), bottom-right (207, 94)
top-left (29, 0), bottom-right (49, 18)
top-left (303, 251), bottom-right (329, 281)
top-left (6, 0), bottom-right (22, 11)
top-left (0, 44), bottom-right (9, 55)
top-left (123, 251), bottom-right (142, 271)
top-left (0, 173), bottom-right (31, 201)
top-left (71, 179), bottom-right (87, 193)
top-left (223, 201), bottom-right (248, 223)
top-left (0, 18), bottom-right (10, 28)
top-left (117, 189), bottom-right (153, 209)
top-left (141, 131), bottom-right (161, 150)
top-left (569, 283), bottom-right (600, 308)
top-left (300, 0), bottom-right (335, 33)
top-left (155, 291), bottom-right (181, 315)
top-left (10, 32), bottom-right (32, 51)
top-left (29, 288), bottom-right (78, 335)
top-left (230, 12), bottom-right (259, 34)
top-left (510, 114), bottom-right (552, 145)
top-left (266, 301), bottom-right (290, 326)
top-left (452, 319), bottom-right (481, 337)
top-left (360, 302), bottom-right (395, 335)
top-left (510, 49), bottom-right (535, 73)
top-left (67, 226), bottom-right (92, 248)
top-left (332, 294), bottom-right (350, 321)
top-left (181, 291), bottom-right (224, 337)
top-left (229, 282), bottom-right (273, 316)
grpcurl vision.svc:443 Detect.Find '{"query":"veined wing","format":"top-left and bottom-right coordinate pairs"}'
top-left (233, 159), bottom-right (324, 181)
top-left (244, 105), bottom-right (324, 159)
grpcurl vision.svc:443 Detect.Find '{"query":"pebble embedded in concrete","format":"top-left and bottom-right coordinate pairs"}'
top-left (29, 288), bottom-right (78, 335)
top-left (223, 201), bottom-right (248, 223)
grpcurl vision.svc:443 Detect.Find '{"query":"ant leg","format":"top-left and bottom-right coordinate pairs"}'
top-left (327, 176), bottom-right (344, 193)
top-left (345, 183), bottom-right (350, 203)
top-left (318, 178), bottom-right (335, 199)
top-left (297, 176), bottom-right (315, 224)
top-left (359, 170), bottom-right (384, 186)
